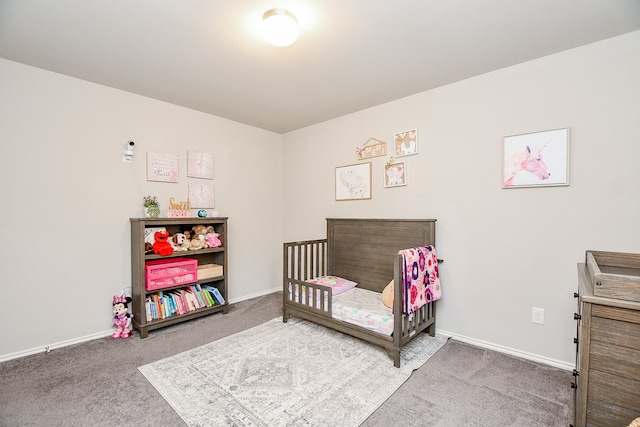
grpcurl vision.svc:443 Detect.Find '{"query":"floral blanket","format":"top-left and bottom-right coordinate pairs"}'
top-left (399, 246), bottom-right (442, 316)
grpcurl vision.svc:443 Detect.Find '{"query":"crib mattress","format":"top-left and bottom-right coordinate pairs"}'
top-left (332, 288), bottom-right (394, 335)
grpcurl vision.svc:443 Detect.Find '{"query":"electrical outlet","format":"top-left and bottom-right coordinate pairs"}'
top-left (532, 307), bottom-right (545, 325)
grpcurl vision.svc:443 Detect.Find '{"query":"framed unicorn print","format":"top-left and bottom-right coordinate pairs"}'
top-left (502, 128), bottom-right (570, 189)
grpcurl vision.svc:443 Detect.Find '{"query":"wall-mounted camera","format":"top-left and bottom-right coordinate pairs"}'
top-left (122, 140), bottom-right (135, 162)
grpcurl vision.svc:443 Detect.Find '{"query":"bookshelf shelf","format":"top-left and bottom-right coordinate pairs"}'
top-left (130, 217), bottom-right (229, 338)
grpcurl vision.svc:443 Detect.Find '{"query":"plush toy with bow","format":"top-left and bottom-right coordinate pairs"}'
top-left (112, 294), bottom-right (133, 338)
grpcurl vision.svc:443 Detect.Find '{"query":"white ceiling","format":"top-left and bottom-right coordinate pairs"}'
top-left (2, 0), bottom-right (640, 134)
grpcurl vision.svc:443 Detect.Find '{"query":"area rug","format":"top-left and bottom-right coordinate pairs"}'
top-left (138, 317), bottom-right (447, 427)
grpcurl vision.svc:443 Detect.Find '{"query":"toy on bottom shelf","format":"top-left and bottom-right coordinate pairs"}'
top-left (112, 294), bottom-right (133, 338)
top-left (152, 230), bottom-right (174, 256)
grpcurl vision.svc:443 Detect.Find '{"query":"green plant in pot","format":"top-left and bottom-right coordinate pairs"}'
top-left (143, 195), bottom-right (160, 218)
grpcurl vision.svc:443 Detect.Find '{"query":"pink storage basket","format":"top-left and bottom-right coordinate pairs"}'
top-left (145, 258), bottom-right (198, 291)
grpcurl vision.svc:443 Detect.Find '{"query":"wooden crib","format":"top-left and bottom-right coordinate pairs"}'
top-left (282, 218), bottom-right (439, 367)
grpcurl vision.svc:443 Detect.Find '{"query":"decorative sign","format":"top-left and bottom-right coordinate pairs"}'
top-left (166, 197), bottom-right (191, 217)
top-left (356, 138), bottom-right (387, 160)
top-left (189, 182), bottom-right (215, 208)
top-left (147, 152), bottom-right (179, 183)
top-left (187, 151), bottom-right (214, 179)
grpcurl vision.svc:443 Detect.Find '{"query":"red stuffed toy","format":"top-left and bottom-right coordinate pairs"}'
top-left (153, 230), bottom-right (174, 256)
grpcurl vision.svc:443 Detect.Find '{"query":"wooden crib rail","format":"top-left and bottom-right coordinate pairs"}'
top-left (286, 279), bottom-right (333, 316)
top-left (283, 239), bottom-right (330, 317)
top-left (283, 239), bottom-right (328, 282)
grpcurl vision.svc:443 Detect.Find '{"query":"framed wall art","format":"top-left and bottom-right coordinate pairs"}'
top-left (188, 181), bottom-right (215, 208)
top-left (147, 152), bottom-right (179, 183)
top-left (394, 129), bottom-right (418, 157)
top-left (187, 151), bottom-right (214, 179)
top-left (503, 128), bottom-right (570, 188)
top-left (335, 162), bottom-right (372, 201)
top-left (384, 161), bottom-right (407, 188)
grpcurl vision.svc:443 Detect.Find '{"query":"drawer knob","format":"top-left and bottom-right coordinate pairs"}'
top-left (573, 292), bottom-right (579, 298)
top-left (596, 281), bottom-right (602, 286)
top-left (571, 382), bottom-right (577, 389)
top-left (574, 313), bottom-right (581, 320)
top-left (574, 338), bottom-right (579, 344)
top-left (573, 369), bottom-right (579, 377)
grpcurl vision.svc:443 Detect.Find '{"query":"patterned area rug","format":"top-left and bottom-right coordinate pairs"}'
top-left (138, 317), bottom-right (447, 427)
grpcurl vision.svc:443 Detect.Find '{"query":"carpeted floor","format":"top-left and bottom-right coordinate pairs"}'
top-left (0, 292), bottom-right (574, 426)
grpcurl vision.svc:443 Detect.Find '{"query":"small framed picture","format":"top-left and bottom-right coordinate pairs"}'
top-left (188, 182), bottom-right (215, 208)
top-left (384, 161), bottom-right (407, 188)
top-left (503, 128), bottom-right (570, 188)
top-left (335, 162), bottom-right (372, 201)
top-left (394, 129), bottom-right (418, 157)
top-left (147, 152), bottom-right (179, 183)
top-left (187, 151), bottom-right (214, 180)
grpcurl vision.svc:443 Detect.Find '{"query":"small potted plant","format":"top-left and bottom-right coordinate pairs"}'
top-left (143, 195), bottom-right (160, 218)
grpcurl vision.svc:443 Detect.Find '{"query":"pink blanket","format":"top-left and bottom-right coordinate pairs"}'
top-left (399, 246), bottom-right (442, 316)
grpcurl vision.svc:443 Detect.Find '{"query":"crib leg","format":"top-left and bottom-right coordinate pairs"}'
top-left (282, 308), bottom-right (289, 323)
top-left (427, 322), bottom-right (436, 337)
top-left (392, 349), bottom-right (401, 368)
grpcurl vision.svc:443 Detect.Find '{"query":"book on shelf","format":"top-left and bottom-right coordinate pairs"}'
top-left (202, 285), bottom-right (225, 305)
top-left (145, 282), bottom-right (225, 321)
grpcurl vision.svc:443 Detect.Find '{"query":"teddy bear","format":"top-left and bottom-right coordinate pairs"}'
top-left (152, 230), bottom-right (174, 256)
top-left (112, 294), bottom-right (133, 338)
top-left (191, 224), bottom-right (208, 241)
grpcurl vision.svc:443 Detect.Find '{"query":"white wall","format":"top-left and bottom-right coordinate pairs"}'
top-left (0, 58), bottom-right (283, 359)
top-left (281, 31), bottom-right (640, 367)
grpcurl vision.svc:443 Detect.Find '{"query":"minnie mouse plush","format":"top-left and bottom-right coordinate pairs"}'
top-left (112, 294), bottom-right (133, 338)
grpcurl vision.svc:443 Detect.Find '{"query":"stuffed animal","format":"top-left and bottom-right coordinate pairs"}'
top-left (153, 230), bottom-right (174, 256)
top-left (191, 224), bottom-right (208, 241)
top-left (205, 225), bottom-right (222, 248)
top-left (144, 242), bottom-right (154, 254)
top-left (112, 294), bottom-right (133, 338)
top-left (183, 238), bottom-right (206, 251)
top-left (170, 232), bottom-right (188, 251)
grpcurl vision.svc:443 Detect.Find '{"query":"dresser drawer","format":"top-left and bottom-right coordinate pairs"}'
top-left (587, 395), bottom-right (640, 427)
top-left (592, 304), bottom-right (640, 325)
top-left (591, 316), bottom-right (640, 351)
top-left (588, 368), bottom-right (640, 413)
top-left (590, 340), bottom-right (640, 382)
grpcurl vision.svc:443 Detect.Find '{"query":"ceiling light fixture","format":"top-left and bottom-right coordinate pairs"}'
top-left (262, 8), bottom-right (299, 47)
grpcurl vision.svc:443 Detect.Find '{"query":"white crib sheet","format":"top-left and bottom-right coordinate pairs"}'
top-left (332, 287), bottom-right (394, 335)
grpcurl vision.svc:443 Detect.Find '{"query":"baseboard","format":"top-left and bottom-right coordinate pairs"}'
top-left (437, 329), bottom-right (575, 371)
top-left (0, 330), bottom-right (114, 363)
top-left (228, 286), bottom-right (281, 304)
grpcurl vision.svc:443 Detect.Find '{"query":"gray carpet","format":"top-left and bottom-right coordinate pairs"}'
top-left (0, 292), bottom-right (573, 426)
